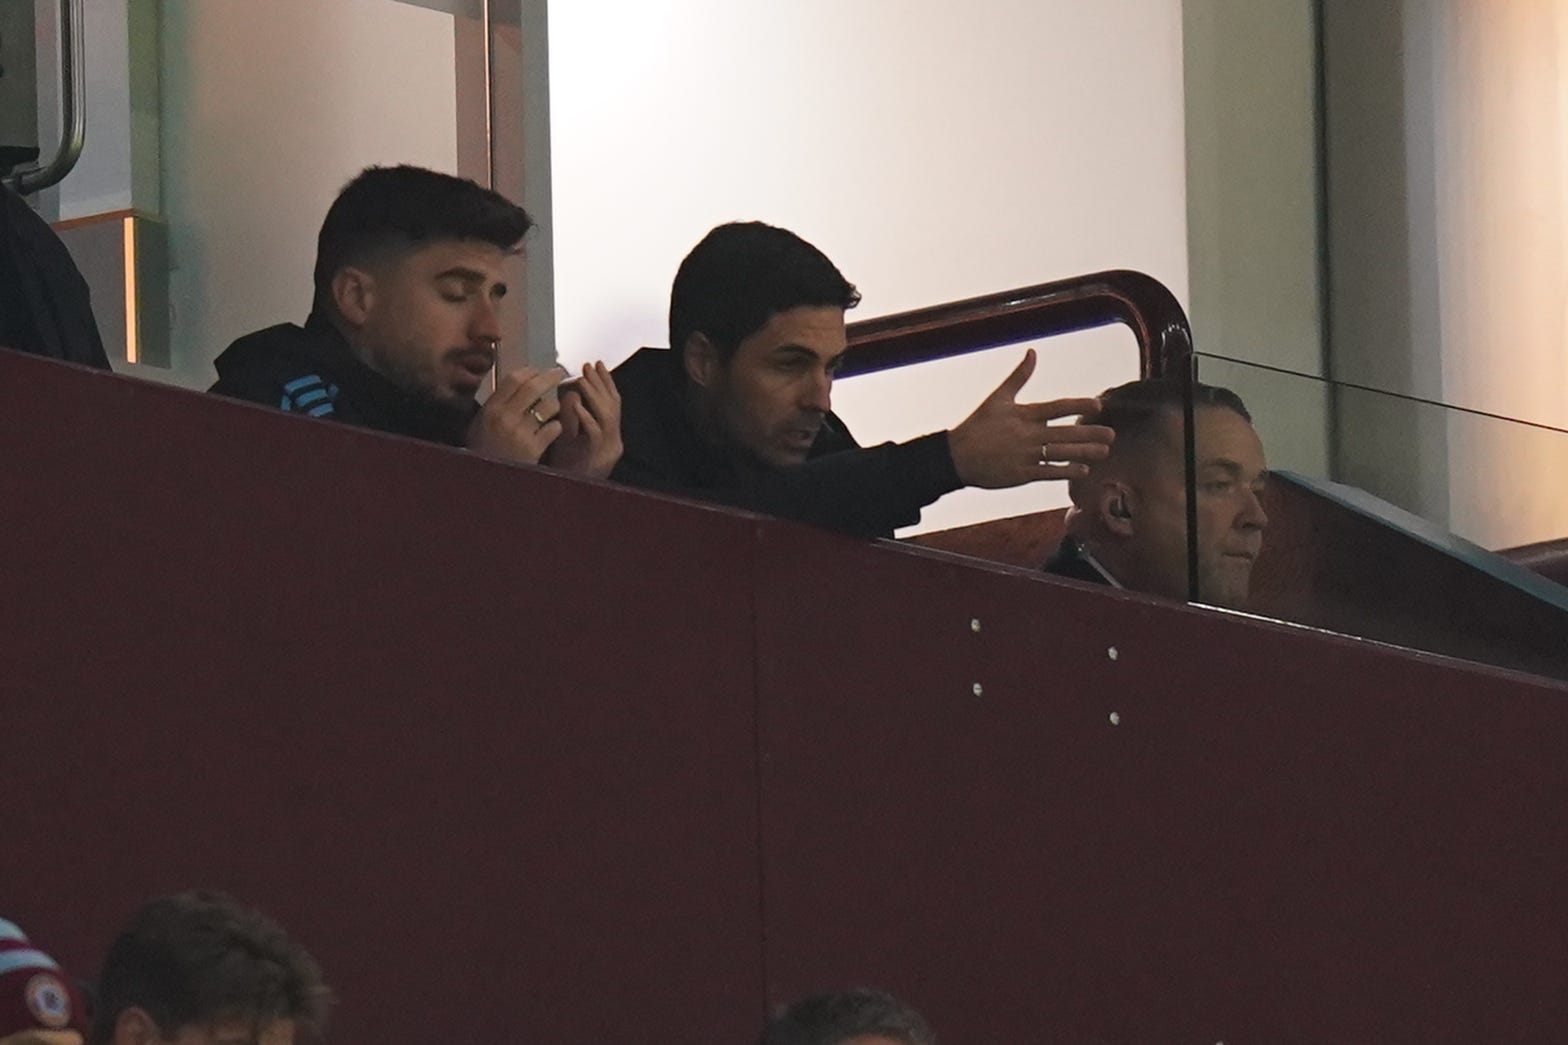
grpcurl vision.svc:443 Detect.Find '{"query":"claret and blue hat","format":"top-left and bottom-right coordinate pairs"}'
top-left (0, 918), bottom-right (87, 1038)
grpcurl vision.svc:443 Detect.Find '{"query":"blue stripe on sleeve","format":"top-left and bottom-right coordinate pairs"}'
top-left (283, 374), bottom-right (325, 394)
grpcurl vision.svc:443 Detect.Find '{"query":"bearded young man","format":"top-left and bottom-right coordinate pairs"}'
top-left (211, 165), bottom-right (620, 478)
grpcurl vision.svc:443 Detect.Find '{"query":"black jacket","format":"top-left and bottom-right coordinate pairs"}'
top-left (1042, 536), bottom-right (1115, 586)
top-left (610, 347), bottom-right (962, 539)
top-left (0, 184), bottom-right (110, 369)
top-left (209, 312), bottom-right (474, 446)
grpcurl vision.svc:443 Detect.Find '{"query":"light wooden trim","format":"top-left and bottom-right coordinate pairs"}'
top-left (49, 207), bottom-right (140, 233)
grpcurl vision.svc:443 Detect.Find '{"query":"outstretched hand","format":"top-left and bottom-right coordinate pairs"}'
top-left (946, 349), bottom-right (1114, 489)
top-left (543, 361), bottom-right (623, 479)
top-left (466, 366), bottom-right (565, 465)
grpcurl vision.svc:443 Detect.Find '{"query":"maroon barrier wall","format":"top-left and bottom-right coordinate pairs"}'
top-left (5, 348), bottom-right (1568, 1041)
top-left (0, 351), bottom-right (766, 1043)
top-left (753, 530), bottom-right (1568, 1042)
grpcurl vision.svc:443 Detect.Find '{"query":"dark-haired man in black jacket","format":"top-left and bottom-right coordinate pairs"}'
top-left (611, 221), bottom-right (1113, 539)
top-left (212, 165), bottom-right (620, 478)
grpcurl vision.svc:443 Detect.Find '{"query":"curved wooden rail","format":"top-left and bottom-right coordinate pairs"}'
top-left (841, 269), bottom-right (1191, 379)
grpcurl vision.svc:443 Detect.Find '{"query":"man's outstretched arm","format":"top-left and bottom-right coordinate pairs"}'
top-left (615, 349), bottom-right (1113, 539)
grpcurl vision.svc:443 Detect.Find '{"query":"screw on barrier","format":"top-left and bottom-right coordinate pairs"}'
top-left (1107, 645), bottom-right (1119, 661)
top-left (969, 617), bottom-right (982, 633)
top-left (1108, 711), bottom-right (1121, 726)
top-left (971, 682), bottom-right (984, 697)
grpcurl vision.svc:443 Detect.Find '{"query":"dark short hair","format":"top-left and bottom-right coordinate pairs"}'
top-left (760, 988), bottom-right (936, 1045)
top-left (668, 221), bottom-right (860, 368)
top-left (91, 891), bottom-right (332, 1044)
top-left (1067, 377), bottom-right (1252, 505)
top-left (1091, 376), bottom-right (1251, 442)
top-left (312, 164), bottom-right (532, 313)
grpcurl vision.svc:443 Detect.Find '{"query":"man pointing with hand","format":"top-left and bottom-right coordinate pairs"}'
top-left (610, 221), bottom-right (1112, 538)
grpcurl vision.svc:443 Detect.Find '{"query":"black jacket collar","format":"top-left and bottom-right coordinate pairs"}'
top-left (213, 312), bottom-right (476, 446)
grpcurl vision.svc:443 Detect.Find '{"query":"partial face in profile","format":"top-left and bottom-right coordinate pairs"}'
top-left (1098, 405), bottom-right (1269, 608)
top-left (685, 305), bottom-right (848, 467)
top-left (335, 238), bottom-right (510, 408)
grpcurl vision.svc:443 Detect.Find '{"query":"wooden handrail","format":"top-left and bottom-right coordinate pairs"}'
top-left (841, 268), bottom-right (1191, 379)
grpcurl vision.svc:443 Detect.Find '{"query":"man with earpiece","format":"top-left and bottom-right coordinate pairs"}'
top-left (1043, 378), bottom-right (1268, 610)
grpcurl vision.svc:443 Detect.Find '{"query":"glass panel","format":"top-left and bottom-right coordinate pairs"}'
top-left (1190, 350), bottom-right (1568, 683)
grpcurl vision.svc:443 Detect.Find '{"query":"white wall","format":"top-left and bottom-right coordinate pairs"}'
top-left (1421, 2), bottom-right (1568, 548)
top-left (135, 0), bottom-right (460, 389)
top-left (1324, 0), bottom-right (1568, 550)
top-left (547, 0), bottom-right (1189, 533)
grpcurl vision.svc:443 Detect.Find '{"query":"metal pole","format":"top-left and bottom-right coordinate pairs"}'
top-left (9, 0), bottom-right (85, 195)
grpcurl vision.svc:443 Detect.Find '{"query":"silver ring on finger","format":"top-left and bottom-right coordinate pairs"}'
top-left (529, 406), bottom-right (548, 427)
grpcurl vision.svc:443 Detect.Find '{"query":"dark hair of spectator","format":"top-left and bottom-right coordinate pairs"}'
top-left (759, 988), bottom-right (936, 1045)
top-left (1066, 378), bottom-right (1252, 505)
top-left (312, 164), bottom-right (532, 315)
top-left (91, 891), bottom-right (332, 1044)
top-left (1089, 376), bottom-right (1252, 441)
top-left (668, 221), bottom-right (861, 369)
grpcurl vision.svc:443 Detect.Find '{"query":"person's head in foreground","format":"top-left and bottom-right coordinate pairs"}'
top-left (0, 918), bottom-right (89, 1045)
top-left (91, 892), bottom-right (330, 1045)
top-left (1065, 377), bottom-right (1268, 609)
top-left (669, 221), bottom-right (862, 468)
top-left (759, 988), bottom-right (937, 1045)
top-left (313, 164), bottom-right (532, 411)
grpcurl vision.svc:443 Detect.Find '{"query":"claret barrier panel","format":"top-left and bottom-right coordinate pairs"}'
top-left (6, 346), bottom-right (1568, 1043)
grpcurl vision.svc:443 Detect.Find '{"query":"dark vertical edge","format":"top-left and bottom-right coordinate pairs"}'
top-left (1311, 0), bottom-right (1342, 479)
top-left (519, 0), bottom-right (556, 371)
top-left (1184, 354), bottom-right (1200, 602)
top-left (481, 0), bottom-right (495, 188)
